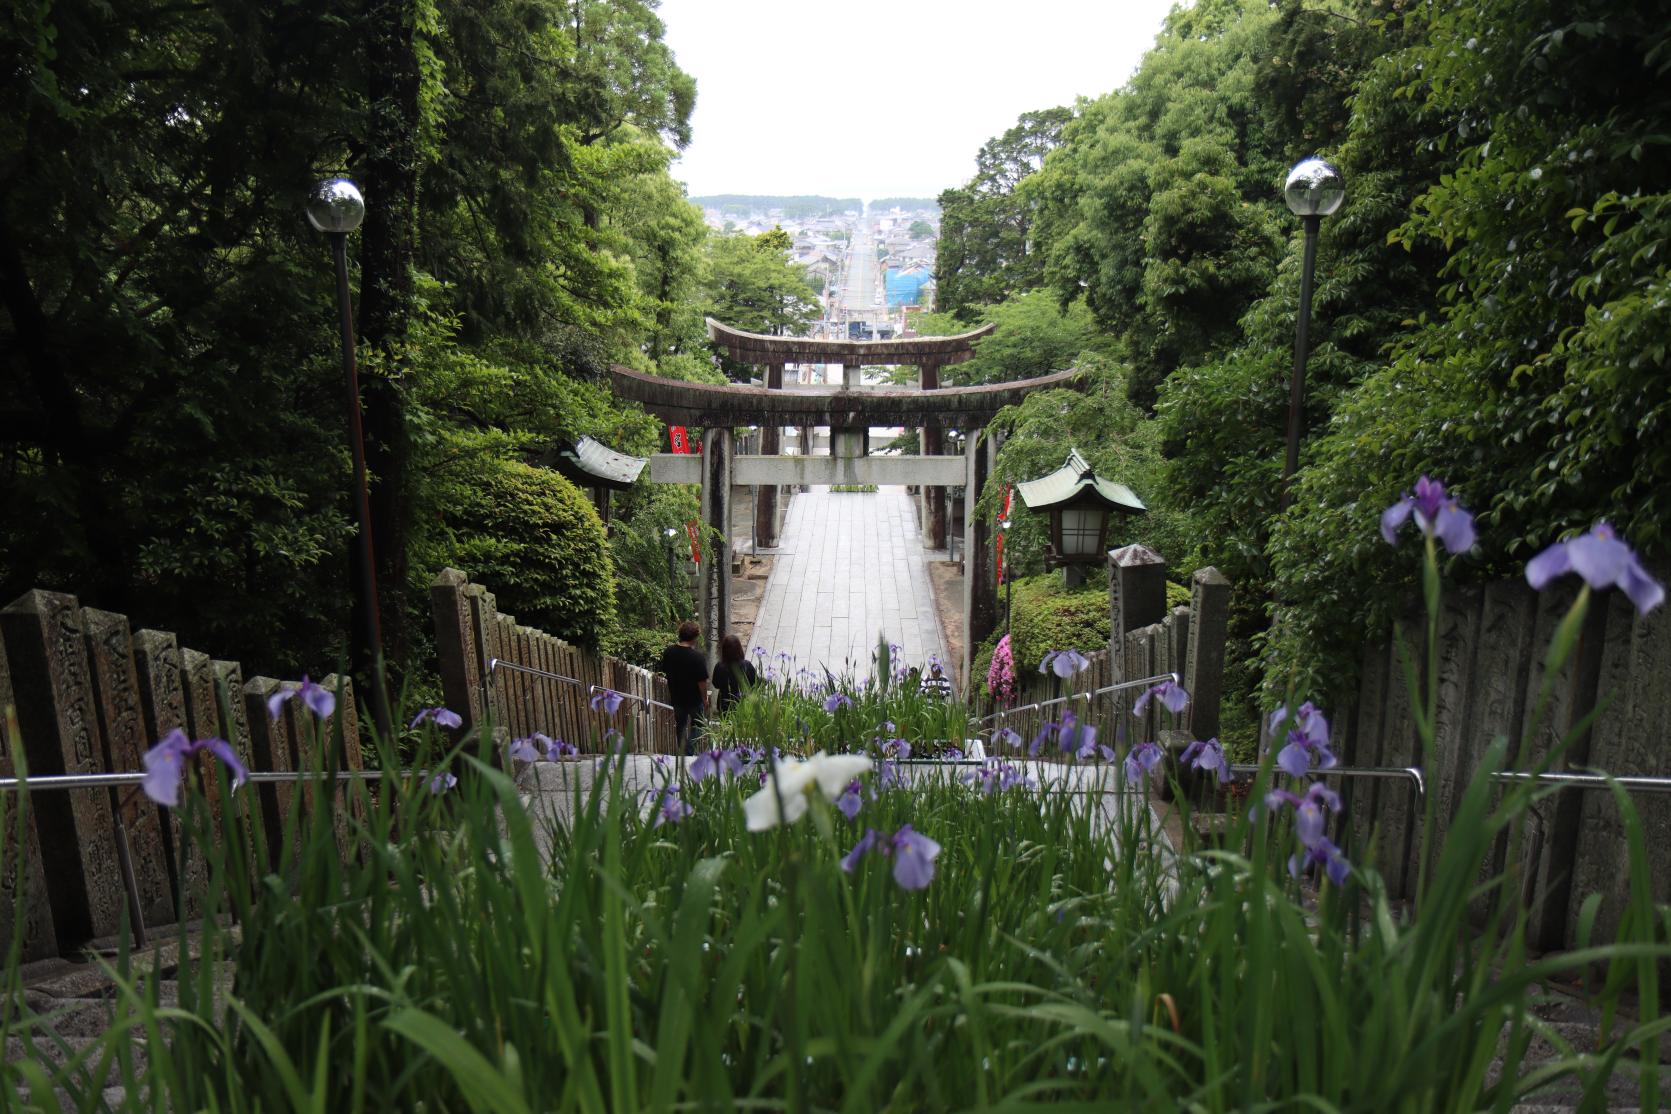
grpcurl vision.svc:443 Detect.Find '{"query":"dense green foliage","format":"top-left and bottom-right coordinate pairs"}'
top-left (935, 0), bottom-right (1671, 710)
top-left (434, 458), bottom-right (616, 649)
top-left (0, 0), bottom-right (820, 686)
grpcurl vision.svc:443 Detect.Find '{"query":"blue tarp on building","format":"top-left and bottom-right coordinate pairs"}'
top-left (884, 268), bottom-right (933, 307)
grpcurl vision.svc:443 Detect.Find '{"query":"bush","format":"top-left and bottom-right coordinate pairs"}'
top-left (604, 626), bottom-right (670, 671)
top-left (438, 458), bottom-right (617, 648)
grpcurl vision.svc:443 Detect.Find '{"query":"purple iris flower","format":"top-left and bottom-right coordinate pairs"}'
top-left (840, 829), bottom-right (879, 872)
top-left (1526, 522), bottom-right (1665, 615)
top-left (992, 726), bottom-right (1022, 751)
top-left (1265, 782), bottom-right (1342, 844)
top-left (590, 688), bottom-right (626, 715)
top-left (649, 785), bottom-right (693, 826)
top-left (1123, 741), bottom-right (1164, 785)
top-left (427, 771), bottom-right (458, 795)
top-left (1380, 475), bottom-right (1476, 555)
top-left (1180, 737), bottom-right (1231, 783)
top-left (508, 736), bottom-right (541, 763)
top-left (1277, 730), bottom-right (1337, 778)
top-left (879, 759), bottom-right (904, 789)
top-left (411, 706), bottom-right (463, 730)
top-left (1271, 702), bottom-right (1336, 778)
top-left (1000, 763), bottom-right (1037, 791)
top-left (889, 825), bottom-right (941, 890)
top-left (265, 676), bottom-right (336, 722)
top-left (690, 747), bottom-right (744, 782)
top-left (1290, 835), bottom-right (1351, 887)
top-left (141, 729), bottom-right (249, 807)
top-left (1057, 712), bottom-right (1098, 755)
top-left (603, 728), bottom-right (626, 751)
top-left (1028, 721), bottom-right (1055, 758)
top-left (836, 778), bottom-right (864, 819)
top-left (1039, 649), bottom-right (1091, 679)
top-left (840, 824), bottom-right (942, 890)
top-left (882, 738), bottom-right (912, 760)
top-left (1133, 679), bottom-right (1189, 718)
top-left (824, 693), bottom-right (853, 713)
top-left (1077, 737), bottom-right (1116, 762)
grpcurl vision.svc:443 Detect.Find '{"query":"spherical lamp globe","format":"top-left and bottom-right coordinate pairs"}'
top-left (1283, 158), bottom-right (1345, 218)
top-left (306, 178), bottom-right (366, 234)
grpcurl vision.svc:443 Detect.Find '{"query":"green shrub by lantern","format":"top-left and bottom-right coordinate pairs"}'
top-left (438, 458), bottom-right (617, 649)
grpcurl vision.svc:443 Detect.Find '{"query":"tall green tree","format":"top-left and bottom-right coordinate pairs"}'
top-left (935, 107), bottom-right (1071, 319)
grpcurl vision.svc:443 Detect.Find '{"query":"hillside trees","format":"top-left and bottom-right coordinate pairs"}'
top-left (936, 0), bottom-right (1671, 721)
top-left (704, 229), bottom-right (821, 375)
top-left (934, 107), bottom-right (1072, 319)
top-left (0, 0), bottom-right (708, 681)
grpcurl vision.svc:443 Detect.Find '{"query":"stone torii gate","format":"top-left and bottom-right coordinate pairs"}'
top-left (609, 341), bottom-right (1084, 675)
top-left (704, 317), bottom-right (996, 551)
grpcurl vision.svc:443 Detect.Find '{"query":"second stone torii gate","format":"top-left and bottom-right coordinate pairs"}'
top-left (703, 317), bottom-right (996, 550)
top-left (608, 359), bottom-right (1085, 675)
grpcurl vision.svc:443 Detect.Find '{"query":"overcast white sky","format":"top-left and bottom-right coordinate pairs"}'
top-left (658, 0), bottom-right (1180, 202)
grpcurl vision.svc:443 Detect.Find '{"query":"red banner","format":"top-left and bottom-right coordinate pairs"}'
top-left (995, 484), bottom-right (1014, 582)
top-left (669, 426), bottom-right (702, 562)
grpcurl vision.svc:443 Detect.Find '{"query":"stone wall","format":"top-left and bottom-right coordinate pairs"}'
top-left (0, 589), bottom-right (364, 962)
top-left (1341, 580), bottom-right (1670, 952)
top-left (430, 568), bottom-right (676, 755)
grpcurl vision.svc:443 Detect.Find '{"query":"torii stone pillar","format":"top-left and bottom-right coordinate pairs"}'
top-left (920, 358), bottom-right (947, 550)
top-left (834, 363), bottom-right (867, 457)
top-left (700, 427), bottom-right (733, 662)
top-left (755, 362), bottom-right (783, 548)
top-left (961, 431), bottom-right (1001, 681)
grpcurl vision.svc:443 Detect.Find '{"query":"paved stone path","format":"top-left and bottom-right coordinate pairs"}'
top-left (749, 488), bottom-right (947, 678)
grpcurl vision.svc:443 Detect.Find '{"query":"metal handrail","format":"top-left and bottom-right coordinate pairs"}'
top-left (0, 769), bottom-right (383, 793)
top-left (978, 672), bottom-right (1180, 726)
top-left (589, 683), bottom-right (674, 714)
top-left (488, 657), bottom-right (580, 686)
top-left (1222, 764), bottom-right (1671, 800)
top-left (486, 656), bottom-right (675, 714)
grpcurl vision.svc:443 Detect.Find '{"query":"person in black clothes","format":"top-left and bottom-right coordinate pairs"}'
top-left (659, 620), bottom-right (709, 753)
top-left (712, 634), bottom-right (758, 712)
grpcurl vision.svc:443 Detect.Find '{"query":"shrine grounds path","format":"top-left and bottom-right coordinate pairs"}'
top-left (748, 488), bottom-right (948, 677)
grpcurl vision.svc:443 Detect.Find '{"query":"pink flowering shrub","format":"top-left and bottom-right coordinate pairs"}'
top-left (987, 633), bottom-right (1017, 706)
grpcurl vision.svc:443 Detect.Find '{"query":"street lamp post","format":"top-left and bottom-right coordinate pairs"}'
top-left (664, 526), bottom-right (680, 620)
top-left (1280, 157), bottom-right (1346, 510)
top-left (999, 517), bottom-right (1012, 633)
top-left (307, 177), bottom-right (392, 741)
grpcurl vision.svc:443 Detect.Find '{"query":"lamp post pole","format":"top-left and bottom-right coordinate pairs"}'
top-left (308, 178), bottom-right (392, 742)
top-left (999, 517), bottom-right (1012, 633)
top-left (1279, 157), bottom-right (1345, 512)
top-left (664, 526), bottom-right (679, 621)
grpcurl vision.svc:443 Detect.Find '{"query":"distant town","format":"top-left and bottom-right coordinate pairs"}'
top-left (690, 194), bottom-right (940, 342)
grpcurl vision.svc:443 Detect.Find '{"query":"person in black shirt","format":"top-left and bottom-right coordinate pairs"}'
top-left (659, 620), bottom-right (709, 753)
top-left (712, 634), bottom-right (758, 712)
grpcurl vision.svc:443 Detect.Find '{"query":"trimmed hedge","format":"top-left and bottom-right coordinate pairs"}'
top-left (975, 575), bottom-right (1194, 698)
top-left (442, 459), bottom-right (617, 649)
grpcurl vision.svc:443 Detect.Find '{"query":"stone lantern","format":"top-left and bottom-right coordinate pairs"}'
top-left (1016, 449), bottom-right (1146, 586)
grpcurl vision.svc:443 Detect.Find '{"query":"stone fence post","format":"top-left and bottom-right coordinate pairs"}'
top-left (1184, 567), bottom-right (1231, 742)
